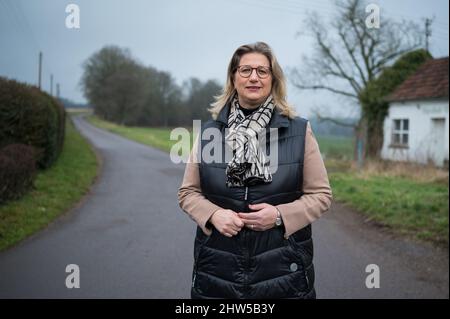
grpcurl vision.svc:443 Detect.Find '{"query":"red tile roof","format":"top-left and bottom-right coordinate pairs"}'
top-left (387, 57), bottom-right (449, 102)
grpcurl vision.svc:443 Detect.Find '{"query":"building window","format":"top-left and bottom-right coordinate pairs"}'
top-left (391, 119), bottom-right (409, 147)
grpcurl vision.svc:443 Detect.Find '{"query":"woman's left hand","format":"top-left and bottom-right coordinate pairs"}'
top-left (237, 203), bottom-right (278, 231)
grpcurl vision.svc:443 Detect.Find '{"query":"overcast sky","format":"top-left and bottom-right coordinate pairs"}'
top-left (0, 0), bottom-right (448, 118)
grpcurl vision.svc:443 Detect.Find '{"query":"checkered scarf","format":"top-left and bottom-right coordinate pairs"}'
top-left (225, 94), bottom-right (275, 187)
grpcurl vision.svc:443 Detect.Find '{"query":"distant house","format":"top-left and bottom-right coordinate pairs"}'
top-left (381, 57), bottom-right (449, 167)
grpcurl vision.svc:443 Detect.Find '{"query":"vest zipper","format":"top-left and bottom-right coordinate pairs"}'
top-left (243, 185), bottom-right (249, 296)
top-left (242, 230), bottom-right (250, 295)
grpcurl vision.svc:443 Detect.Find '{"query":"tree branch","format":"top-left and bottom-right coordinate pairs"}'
top-left (292, 83), bottom-right (359, 99)
top-left (312, 109), bottom-right (357, 128)
top-left (337, 28), bottom-right (366, 88)
top-left (348, 7), bottom-right (373, 82)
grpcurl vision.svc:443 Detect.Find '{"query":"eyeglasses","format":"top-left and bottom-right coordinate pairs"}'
top-left (236, 65), bottom-right (271, 79)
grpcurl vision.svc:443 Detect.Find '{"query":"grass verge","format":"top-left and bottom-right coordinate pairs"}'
top-left (0, 116), bottom-right (99, 251)
top-left (316, 135), bottom-right (353, 161)
top-left (330, 171), bottom-right (449, 245)
top-left (86, 115), bottom-right (177, 152)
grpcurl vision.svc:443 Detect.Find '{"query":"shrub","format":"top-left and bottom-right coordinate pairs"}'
top-left (0, 144), bottom-right (37, 204)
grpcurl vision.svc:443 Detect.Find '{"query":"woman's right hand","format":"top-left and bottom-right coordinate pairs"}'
top-left (209, 209), bottom-right (244, 237)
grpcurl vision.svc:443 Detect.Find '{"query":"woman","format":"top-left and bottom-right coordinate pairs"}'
top-left (178, 42), bottom-right (332, 299)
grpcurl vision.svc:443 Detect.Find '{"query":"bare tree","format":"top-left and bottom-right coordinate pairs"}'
top-left (291, 0), bottom-right (424, 160)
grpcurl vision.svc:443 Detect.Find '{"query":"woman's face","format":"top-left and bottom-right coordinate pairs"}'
top-left (233, 52), bottom-right (272, 109)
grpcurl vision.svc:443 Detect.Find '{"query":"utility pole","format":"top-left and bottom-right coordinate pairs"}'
top-left (425, 18), bottom-right (433, 52)
top-left (50, 74), bottom-right (53, 96)
top-left (38, 51), bottom-right (42, 89)
top-left (56, 83), bottom-right (60, 98)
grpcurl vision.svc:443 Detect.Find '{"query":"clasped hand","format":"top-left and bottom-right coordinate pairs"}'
top-left (209, 203), bottom-right (278, 237)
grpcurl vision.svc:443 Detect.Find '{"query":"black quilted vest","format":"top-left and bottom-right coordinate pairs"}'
top-left (191, 102), bottom-right (315, 299)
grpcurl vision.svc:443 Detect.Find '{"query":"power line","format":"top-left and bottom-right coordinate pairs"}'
top-left (14, 0), bottom-right (56, 76)
top-left (227, 0), bottom-right (306, 17)
top-left (263, 0), bottom-right (336, 17)
top-left (4, 0), bottom-right (41, 52)
top-left (433, 28), bottom-right (449, 36)
top-left (432, 34), bottom-right (450, 42)
top-left (434, 20), bottom-right (449, 28)
top-left (2, 0), bottom-right (58, 92)
top-left (227, 0), bottom-right (335, 19)
top-left (0, 0), bottom-right (15, 29)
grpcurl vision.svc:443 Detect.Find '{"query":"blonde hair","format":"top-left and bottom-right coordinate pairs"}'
top-left (209, 42), bottom-right (297, 119)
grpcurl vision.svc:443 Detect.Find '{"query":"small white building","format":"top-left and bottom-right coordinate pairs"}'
top-left (381, 57), bottom-right (449, 167)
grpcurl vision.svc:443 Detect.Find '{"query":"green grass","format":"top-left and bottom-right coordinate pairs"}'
top-left (316, 135), bottom-right (353, 160)
top-left (65, 108), bottom-right (92, 115)
top-left (330, 172), bottom-right (449, 245)
top-left (86, 115), bottom-right (178, 153)
top-left (317, 135), bottom-right (448, 245)
top-left (0, 117), bottom-right (98, 251)
top-left (86, 115), bottom-right (448, 246)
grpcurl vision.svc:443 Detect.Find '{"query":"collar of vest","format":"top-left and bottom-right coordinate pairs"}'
top-left (214, 99), bottom-right (290, 128)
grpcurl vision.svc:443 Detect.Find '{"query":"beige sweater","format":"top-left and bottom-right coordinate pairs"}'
top-left (178, 121), bottom-right (333, 239)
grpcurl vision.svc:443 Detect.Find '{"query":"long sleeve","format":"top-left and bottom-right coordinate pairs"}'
top-left (178, 121), bottom-right (333, 239)
top-left (178, 136), bottom-right (222, 236)
top-left (276, 122), bottom-right (333, 238)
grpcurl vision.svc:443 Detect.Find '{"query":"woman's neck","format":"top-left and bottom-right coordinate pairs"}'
top-left (238, 97), bottom-right (261, 110)
top-left (240, 105), bottom-right (257, 116)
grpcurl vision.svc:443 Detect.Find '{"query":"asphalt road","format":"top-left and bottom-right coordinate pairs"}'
top-left (0, 116), bottom-right (448, 298)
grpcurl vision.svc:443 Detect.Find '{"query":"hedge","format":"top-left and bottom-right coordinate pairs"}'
top-left (0, 77), bottom-right (65, 169)
top-left (0, 144), bottom-right (37, 204)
